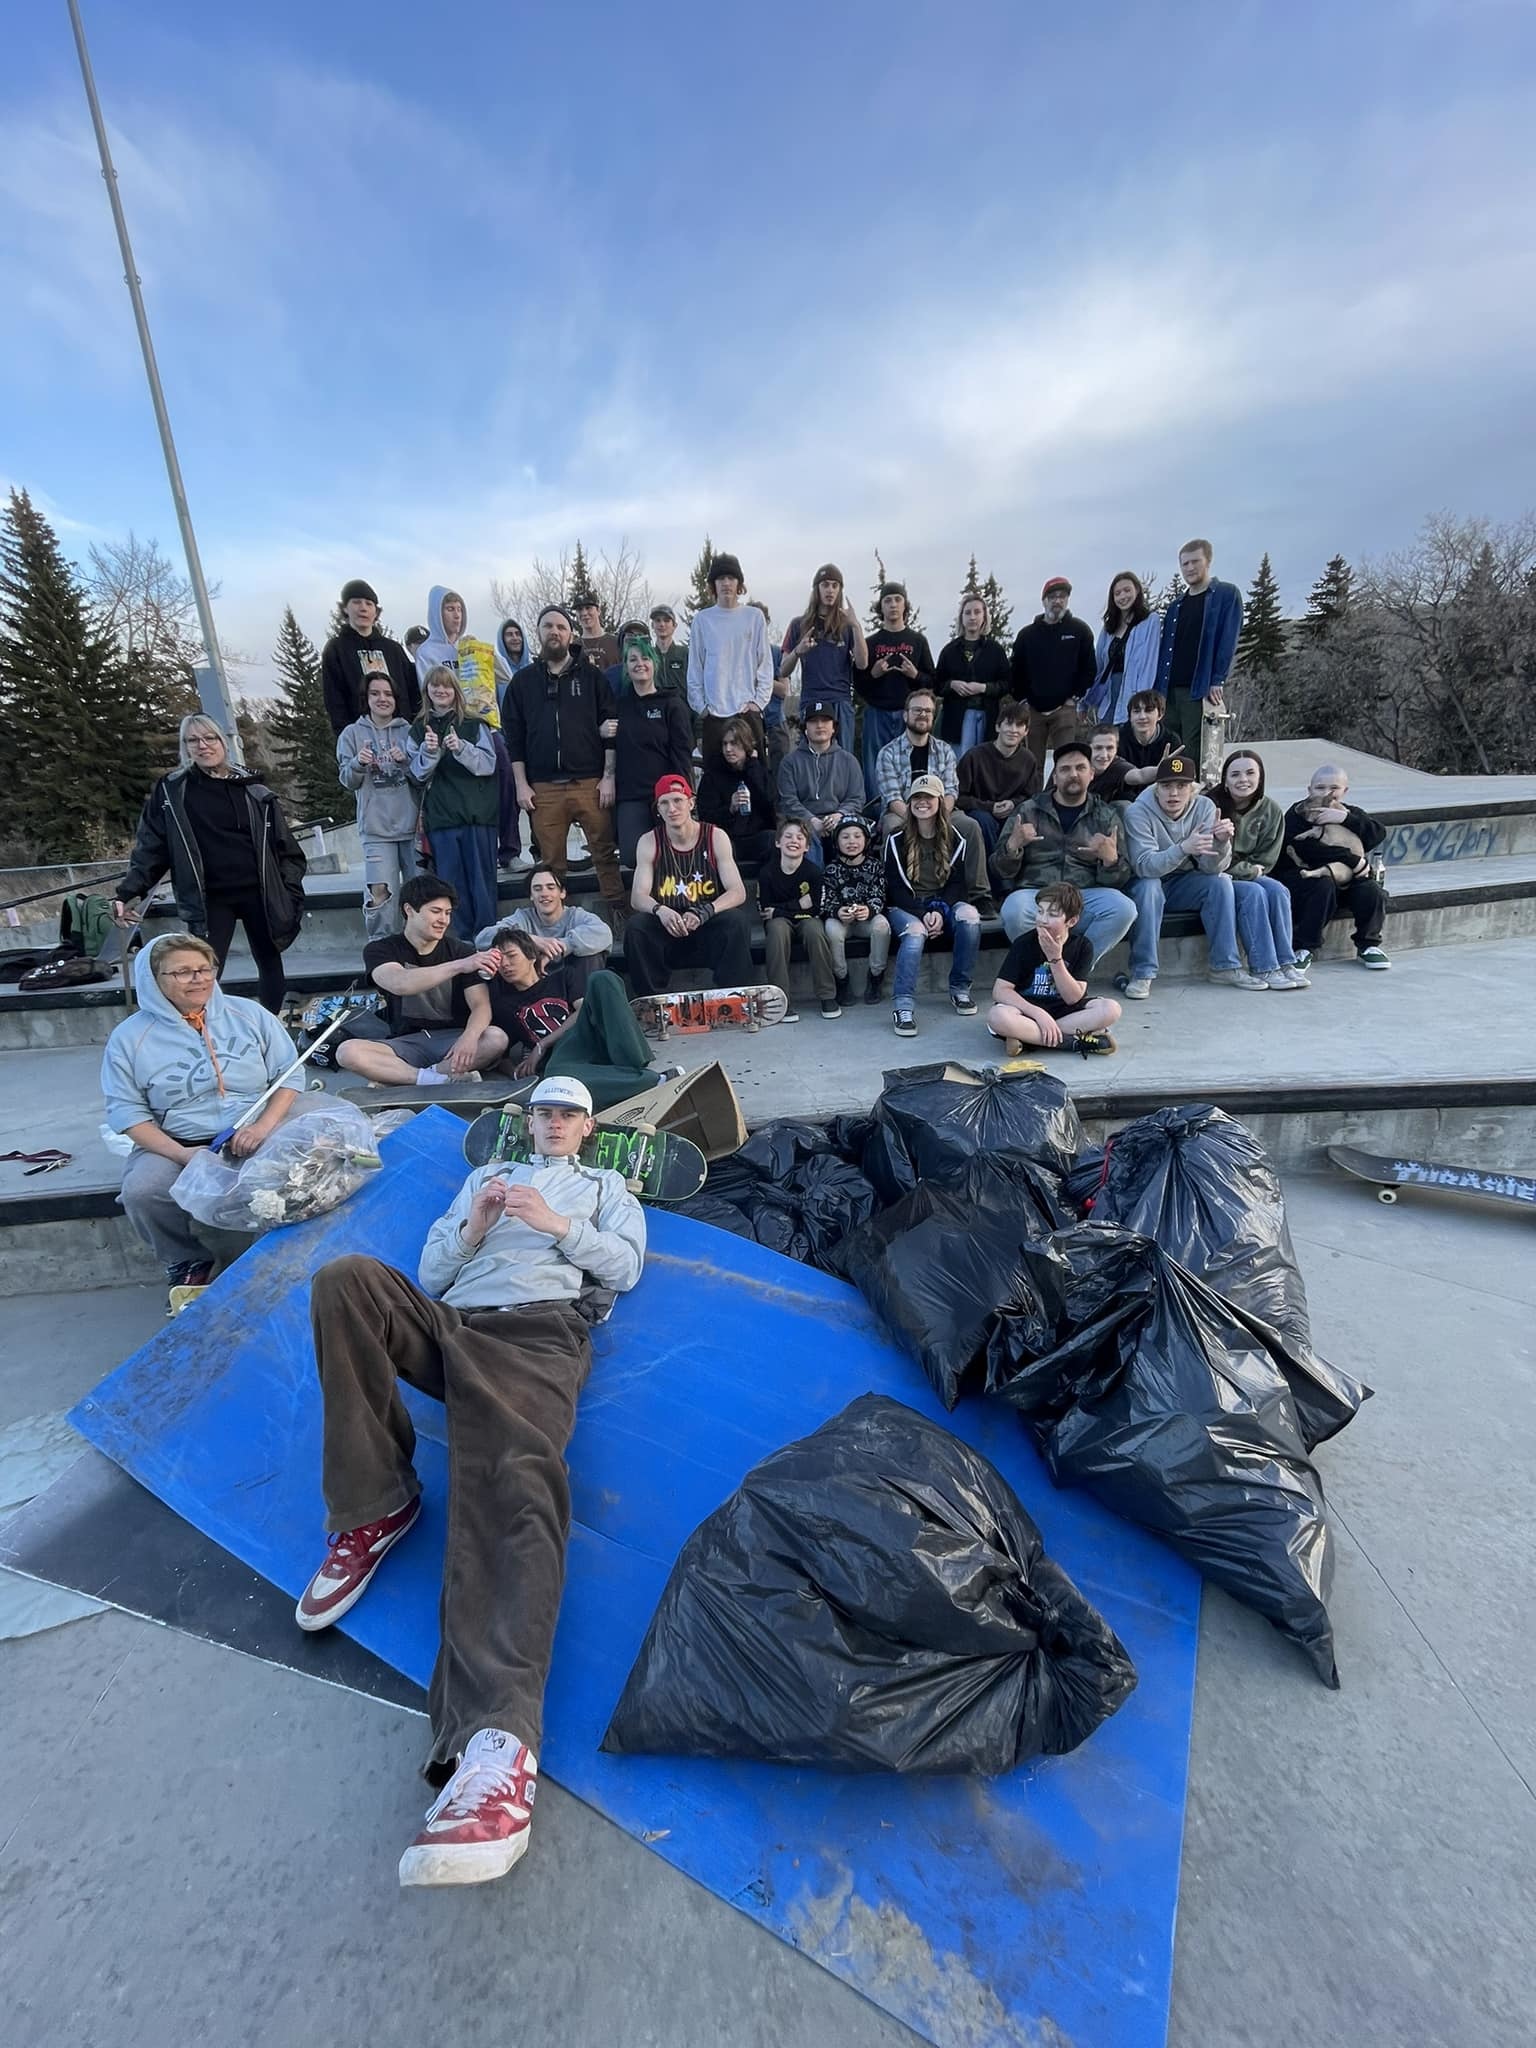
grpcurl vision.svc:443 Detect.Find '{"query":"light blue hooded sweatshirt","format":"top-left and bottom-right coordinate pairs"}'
top-left (100, 934), bottom-right (296, 1142)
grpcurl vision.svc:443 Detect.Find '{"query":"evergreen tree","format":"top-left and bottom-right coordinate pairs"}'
top-left (1302, 554), bottom-right (1355, 639)
top-left (566, 540), bottom-right (597, 616)
top-left (683, 533), bottom-right (715, 623)
top-left (979, 572), bottom-right (1013, 647)
top-left (1154, 572), bottom-right (1186, 614)
top-left (267, 607), bottom-right (352, 824)
top-left (0, 487), bottom-right (167, 858)
top-left (952, 555), bottom-right (983, 638)
top-left (1236, 553), bottom-right (1286, 673)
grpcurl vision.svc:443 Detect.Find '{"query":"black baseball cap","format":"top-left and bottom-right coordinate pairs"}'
top-left (1052, 738), bottom-right (1093, 766)
top-left (803, 698), bottom-right (839, 721)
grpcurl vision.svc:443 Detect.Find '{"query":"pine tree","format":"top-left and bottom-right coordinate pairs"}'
top-left (952, 555), bottom-right (982, 638)
top-left (682, 534), bottom-right (715, 623)
top-left (566, 540), bottom-right (596, 616)
top-left (1302, 555), bottom-right (1354, 639)
top-left (0, 487), bottom-right (168, 858)
top-left (267, 607), bottom-right (352, 824)
top-left (1154, 572), bottom-right (1186, 614)
top-left (979, 572), bottom-right (1013, 648)
top-left (1236, 554), bottom-right (1286, 673)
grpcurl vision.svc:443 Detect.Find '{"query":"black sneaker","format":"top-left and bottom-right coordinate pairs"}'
top-left (863, 972), bottom-right (885, 1006)
top-left (833, 974), bottom-right (851, 1006)
top-left (780, 1005), bottom-right (802, 1024)
top-left (949, 988), bottom-right (978, 1017)
top-left (819, 996), bottom-right (843, 1019)
top-left (1073, 1029), bottom-right (1117, 1057)
top-left (893, 1006), bottom-right (917, 1037)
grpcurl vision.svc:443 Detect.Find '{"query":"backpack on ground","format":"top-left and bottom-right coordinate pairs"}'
top-left (58, 892), bottom-right (115, 960)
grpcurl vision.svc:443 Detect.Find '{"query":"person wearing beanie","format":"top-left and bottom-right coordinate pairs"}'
top-left (859, 581), bottom-right (935, 791)
top-left (321, 579), bottom-right (422, 736)
top-left (1010, 577), bottom-right (1096, 770)
top-left (778, 564), bottom-right (868, 756)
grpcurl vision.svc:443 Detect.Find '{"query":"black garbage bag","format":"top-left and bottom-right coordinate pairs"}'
top-left (987, 1224), bottom-right (1344, 1686)
top-left (674, 1193), bottom-right (758, 1241)
top-left (1060, 1146), bottom-right (1109, 1213)
top-left (603, 1394), bottom-right (1137, 1772)
top-left (679, 1120), bottom-right (882, 1271)
top-left (827, 1110), bottom-right (875, 1162)
top-left (838, 1156), bottom-right (1069, 1407)
top-left (1088, 1105), bottom-right (1369, 1448)
top-left (864, 1064), bottom-right (1082, 1204)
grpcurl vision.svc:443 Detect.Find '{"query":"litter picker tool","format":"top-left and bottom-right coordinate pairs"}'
top-left (209, 991), bottom-right (367, 1154)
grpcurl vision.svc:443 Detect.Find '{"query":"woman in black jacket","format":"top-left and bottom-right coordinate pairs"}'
top-left (113, 715), bottom-right (307, 1013)
top-left (695, 717), bottom-right (777, 867)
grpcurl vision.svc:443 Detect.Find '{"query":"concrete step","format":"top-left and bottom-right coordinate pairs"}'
top-left (5, 934), bottom-right (1534, 1292)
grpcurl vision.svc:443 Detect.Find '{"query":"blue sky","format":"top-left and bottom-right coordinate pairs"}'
top-left (4, 0), bottom-right (1535, 689)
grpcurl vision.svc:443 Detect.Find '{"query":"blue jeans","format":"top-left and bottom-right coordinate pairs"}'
top-left (958, 708), bottom-right (986, 756)
top-left (860, 706), bottom-right (905, 792)
top-left (1161, 869), bottom-right (1240, 973)
top-left (428, 823), bottom-right (499, 942)
top-left (1233, 874), bottom-right (1296, 973)
top-left (887, 901), bottom-right (981, 1005)
top-left (1000, 882), bottom-right (1161, 981)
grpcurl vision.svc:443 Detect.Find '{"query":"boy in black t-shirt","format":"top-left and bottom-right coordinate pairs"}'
top-left (1089, 724), bottom-right (1135, 804)
top-left (339, 873), bottom-right (508, 1086)
top-left (986, 881), bottom-right (1121, 1056)
top-left (758, 819), bottom-right (841, 1020)
top-left (1116, 691), bottom-right (1174, 789)
top-left (485, 930), bottom-right (578, 1076)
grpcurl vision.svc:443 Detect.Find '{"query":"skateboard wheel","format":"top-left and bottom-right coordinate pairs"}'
top-left (1377, 1188), bottom-right (1398, 1204)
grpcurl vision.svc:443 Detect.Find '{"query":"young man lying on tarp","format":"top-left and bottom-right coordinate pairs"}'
top-left (294, 1071), bottom-right (646, 1888)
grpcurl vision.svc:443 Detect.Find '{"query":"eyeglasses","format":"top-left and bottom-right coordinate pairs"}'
top-left (161, 966), bottom-right (217, 983)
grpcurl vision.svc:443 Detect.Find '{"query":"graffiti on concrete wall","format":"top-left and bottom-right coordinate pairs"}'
top-left (1382, 818), bottom-right (1504, 865)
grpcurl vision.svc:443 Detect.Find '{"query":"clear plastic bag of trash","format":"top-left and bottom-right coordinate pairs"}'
top-left (171, 1104), bottom-right (382, 1235)
top-left (603, 1394), bottom-right (1137, 1772)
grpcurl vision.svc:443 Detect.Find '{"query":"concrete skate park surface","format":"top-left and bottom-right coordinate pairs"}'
top-left (2, 1173), bottom-right (1532, 2048)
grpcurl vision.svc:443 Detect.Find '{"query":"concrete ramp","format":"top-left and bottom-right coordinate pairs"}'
top-left (70, 1107), bottom-right (1199, 2048)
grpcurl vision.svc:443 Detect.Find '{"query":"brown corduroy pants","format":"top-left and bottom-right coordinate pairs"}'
top-left (310, 1253), bottom-right (591, 1770)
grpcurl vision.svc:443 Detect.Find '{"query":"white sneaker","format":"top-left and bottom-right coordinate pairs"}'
top-left (507, 851), bottom-right (535, 873)
top-left (1208, 968), bottom-right (1270, 991)
top-left (567, 826), bottom-right (590, 863)
top-left (1264, 968), bottom-right (1303, 990)
top-left (1118, 976), bottom-right (1153, 1001)
top-left (1279, 964), bottom-right (1310, 987)
top-left (415, 1067), bottom-right (481, 1088)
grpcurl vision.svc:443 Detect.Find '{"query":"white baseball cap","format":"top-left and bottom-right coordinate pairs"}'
top-left (528, 1074), bottom-right (594, 1113)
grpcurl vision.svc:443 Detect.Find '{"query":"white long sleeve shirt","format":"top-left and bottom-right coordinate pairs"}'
top-left (418, 1159), bottom-right (646, 1313)
top-left (686, 604), bottom-right (774, 717)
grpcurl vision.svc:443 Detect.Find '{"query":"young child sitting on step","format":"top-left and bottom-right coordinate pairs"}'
top-left (987, 881), bottom-right (1121, 1057)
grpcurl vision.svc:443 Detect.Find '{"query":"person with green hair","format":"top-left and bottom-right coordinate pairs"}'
top-left (606, 635), bottom-right (696, 867)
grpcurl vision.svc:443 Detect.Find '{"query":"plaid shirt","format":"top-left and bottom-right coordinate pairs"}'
top-left (875, 732), bottom-right (959, 810)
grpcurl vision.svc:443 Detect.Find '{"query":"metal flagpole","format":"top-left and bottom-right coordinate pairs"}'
top-left (66, 0), bottom-right (242, 756)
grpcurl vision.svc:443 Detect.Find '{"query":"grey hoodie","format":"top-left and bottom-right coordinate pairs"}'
top-left (475, 903), bottom-right (612, 956)
top-left (337, 713), bottom-right (422, 841)
top-left (1124, 786), bottom-right (1232, 879)
top-left (100, 935), bottom-right (295, 1142)
top-left (777, 736), bottom-right (866, 824)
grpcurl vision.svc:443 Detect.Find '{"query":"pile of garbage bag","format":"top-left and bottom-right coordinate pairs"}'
top-left (171, 1103), bottom-right (382, 1235)
top-left (677, 1070), bottom-right (1369, 1687)
top-left (603, 1394), bottom-right (1138, 1772)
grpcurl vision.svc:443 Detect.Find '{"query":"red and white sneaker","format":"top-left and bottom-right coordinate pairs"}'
top-left (398, 1729), bottom-right (537, 1888)
top-left (294, 1495), bottom-right (421, 1632)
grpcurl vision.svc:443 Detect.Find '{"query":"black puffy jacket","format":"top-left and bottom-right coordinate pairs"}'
top-left (118, 766), bottom-right (308, 949)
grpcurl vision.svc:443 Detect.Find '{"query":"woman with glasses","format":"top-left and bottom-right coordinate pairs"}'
top-left (408, 665), bottom-right (499, 940)
top-left (113, 714), bottom-right (307, 1014)
top-left (100, 933), bottom-right (303, 1306)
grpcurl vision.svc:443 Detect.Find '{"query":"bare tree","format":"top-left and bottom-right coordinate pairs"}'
top-left (490, 535), bottom-right (655, 635)
top-left (86, 532), bottom-right (202, 667)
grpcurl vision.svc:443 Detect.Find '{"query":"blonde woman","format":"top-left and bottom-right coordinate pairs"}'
top-left (880, 774), bottom-right (984, 1036)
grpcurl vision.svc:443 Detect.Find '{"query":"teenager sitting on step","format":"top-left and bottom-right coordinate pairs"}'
top-left (987, 881), bottom-right (1121, 1058)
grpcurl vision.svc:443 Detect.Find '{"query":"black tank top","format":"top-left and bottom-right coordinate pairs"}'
top-left (651, 825), bottom-right (723, 908)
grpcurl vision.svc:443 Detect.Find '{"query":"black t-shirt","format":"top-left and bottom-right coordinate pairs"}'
top-left (1166, 590), bottom-right (1208, 694)
top-left (999, 929), bottom-right (1094, 1017)
top-left (1104, 635), bottom-right (1127, 679)
top-left (1052, 797), bottom-right (1087, 834)
top-left (487, 965), bottom-right (574, 1051)
top-left (1091, 758), bottom-right (1134, 803)
top-left (908, 742), bottom-right (931, 781)
top-left (183, 770), bottom-right (257, 894)
top-left (758, 858), bottom-right (824, 920)
top-left (363, 931), bottom-right (473, 1036)
top-left (862, 627), bottom-right (935, 712)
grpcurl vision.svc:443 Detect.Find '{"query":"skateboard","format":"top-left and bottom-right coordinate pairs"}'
top-left (342, 1076), bottom-right (531, 1116)
top-left (1328, 1145), bottom-right (1536, 1212)
top-left (1198, 702), bottom-right (1233, 786)
top-left (462, 1104), bottom-right (707, 1202)
top-left (631, 985), bottom-right (790, 1039)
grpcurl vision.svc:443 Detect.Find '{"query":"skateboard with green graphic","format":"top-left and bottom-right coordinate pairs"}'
top-left (462, 1104), bottom-right (707, 1203)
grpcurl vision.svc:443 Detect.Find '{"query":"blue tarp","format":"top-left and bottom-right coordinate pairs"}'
top-left (72, 1107), bottom-right (1199, 2048)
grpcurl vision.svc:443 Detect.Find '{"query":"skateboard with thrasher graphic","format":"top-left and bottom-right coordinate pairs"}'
top-left (631, 985), bottom-right (790, 1039)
